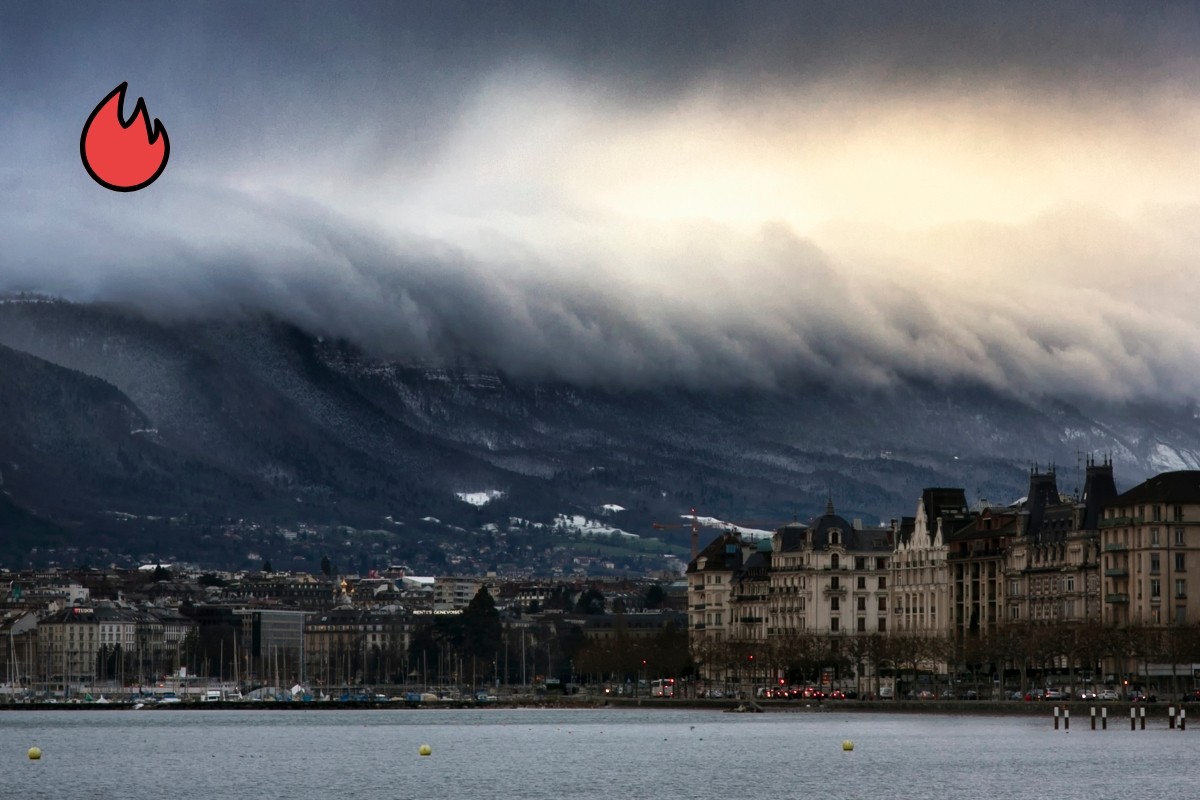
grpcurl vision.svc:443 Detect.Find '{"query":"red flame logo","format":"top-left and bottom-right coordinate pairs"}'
top-left (80, 82), bottom-right (169, 192)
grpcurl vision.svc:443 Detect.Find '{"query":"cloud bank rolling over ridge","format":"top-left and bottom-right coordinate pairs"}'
top-left (3, 2), bottom-right (1200, 400)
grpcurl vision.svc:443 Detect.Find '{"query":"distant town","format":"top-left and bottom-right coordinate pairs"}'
top-left (5, 461), bottom-right (1200, 705)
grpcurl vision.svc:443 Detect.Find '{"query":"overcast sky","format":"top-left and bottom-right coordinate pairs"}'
top-left (4, 1), bottom-right (1200, 399)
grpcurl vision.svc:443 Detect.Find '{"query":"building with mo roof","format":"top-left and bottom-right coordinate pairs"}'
top-left (1006, 459), bottom-right (1117, 627)
top-left (687, 499), bottom-right (894, 686)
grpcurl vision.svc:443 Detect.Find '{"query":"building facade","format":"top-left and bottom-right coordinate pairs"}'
top-left (1100, 470), bottom-right (1200, 627)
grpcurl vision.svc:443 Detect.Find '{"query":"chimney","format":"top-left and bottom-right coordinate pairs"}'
top-left (853, 518), bottom-right (863, 530)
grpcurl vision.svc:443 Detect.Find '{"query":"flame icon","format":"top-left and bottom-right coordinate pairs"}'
top-left (80, 82), bottom-right (170, 192)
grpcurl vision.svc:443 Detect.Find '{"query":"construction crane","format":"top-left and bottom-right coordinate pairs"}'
top-left (654, 510), bottom-right (786, 561)
top-left (652, 508), bottom-right (703, 561)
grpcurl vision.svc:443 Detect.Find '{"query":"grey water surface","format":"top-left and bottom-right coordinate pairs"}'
top-left (1, 708), bottom-right (1184, 800)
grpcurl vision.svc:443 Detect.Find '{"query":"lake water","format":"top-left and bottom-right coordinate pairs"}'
top-left (1, 707), bottom-right (1189, 799)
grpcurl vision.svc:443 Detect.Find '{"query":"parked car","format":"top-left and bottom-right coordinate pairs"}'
top-left (1044, 689), bottom-right (1065, 701)
top-left (1180, 690), bottom-right (1200, 703)
top-left (1078, 689), bottom-right (1097, 701)
top-left (1098, 689), bottom-right (1120, 701)
top-left (879, 686), bottom-right (894, 699)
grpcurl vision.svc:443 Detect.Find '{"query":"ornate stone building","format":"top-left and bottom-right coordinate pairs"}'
top-left (1006, 461), bottom-right (1115, 626)
top-left (892, 489), bottom-right (970, 635)
top-left (1101, 470), bottom-right (1200, 627)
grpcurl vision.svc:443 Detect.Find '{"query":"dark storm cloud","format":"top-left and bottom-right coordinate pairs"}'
top-left (4, 1), bottom-right (1200, 399)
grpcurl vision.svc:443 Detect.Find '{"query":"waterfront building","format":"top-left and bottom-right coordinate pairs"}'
top-left (1006, 461), bottom-right (1115, 626)
top-left (1100, 470), bottom-right (1200, 627)
top-left (768, 501), bottom-right (893, 639)
top-left (304, 606), bottom-right (410, 687)
top-left (892, 489), bottom-right (970, 636)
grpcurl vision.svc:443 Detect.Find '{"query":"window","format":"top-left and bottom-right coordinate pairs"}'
top-left (1066, 575), bottom-right (1075, 592)
top-left (1151, 579), bottom-right (1161, 598)
top-left (1151, 553), bottom-right (1161, 574)
top-left (877, 557), bottom-right (888, 570)
top-left (855, 557), bottom-right (866, 570)
top-left (1154, 505), bottom-right (1163, 522)
top-left (714, 613), bottom-right (722, 625)
top-left (830, 617), bottom-right (839, 632)
top-left (831, 554), bottom-right (840, 569)
top-left (1177, 606), bottom-right (1187, 625)
top-left (1175, 505), bottom-right (1185, 522)
top-left (878, 597), bottom-right (887, 611)
top-left (1177, 528), bottom-right (1187, 546)
top-left (878, 576), bottom-right (887, 590)
top-left (1150, 528), bottom-right (1160, 546)
top-left (1009, 579), bottom-right (1019, 595)
top-left (857, 576), bottom-right (866, 590)
top-left (878, 617), bottom-right (887, 632)
top-left (830, 597), bottom-right (840, 611)
top-left (857, 597), bottom-right (866, 611)
top-left (857, 617), bottom-right (866, 632)
top-left (1177, 579), bottom-right (1187, 599)
top-left (1152, 608), bottom-right (1162, 624)
top-left (831, 576), bottom-right (840, 590)
top-left (1177, 553), bottom-right (1186, 572)
top-left (1010, 605), bottom-right (1020, 620)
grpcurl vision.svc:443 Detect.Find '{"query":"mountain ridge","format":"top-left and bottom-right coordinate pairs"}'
top-left (1, 295), bottom-right (1198, 569)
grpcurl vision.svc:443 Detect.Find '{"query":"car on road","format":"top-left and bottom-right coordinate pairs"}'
top-left (1098, 689), bottom-right (1120, 701)
top-left (1078, 689), bottom-right (1096, 700)
top-left (1044, 689), bottom-right (1065, 701)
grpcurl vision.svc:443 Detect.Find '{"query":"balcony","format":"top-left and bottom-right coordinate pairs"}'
top-left (692, 623), bottom-right (706, 630)
top-left (1105, 593), bottom-right (1129, 604)
top-left (1100, 516), bottom-right (1142, 529)
top-left (740, 616), bottom-right (763, 624)
top-left (1104, 568), bottom-right (1128, 577)
top-left (1104, 543), bottom-right (1129, 552)
top-left (823, 585), bottom-right (848, 597)
top-left (691, 603), bottom-right (706, 610)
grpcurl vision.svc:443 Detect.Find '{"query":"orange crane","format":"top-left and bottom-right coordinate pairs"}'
top-left (654, 510), bottom-right (785, 561)
top-left (653, 508), bottom-right (703, 561)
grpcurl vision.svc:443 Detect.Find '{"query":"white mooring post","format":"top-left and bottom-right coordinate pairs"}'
top-left (1054, 706), bottom-right (1060, 730)
top-left (1130, 708), bottom-right (1136, 731)
top-left (1170, 706), bottom-right (1176, 729)
top-left (1181, 709), bottom-right (1187, 732)
top-left (1090, 706), bottom-right (1096, 731)
top-left (1140, 706), bottom-right (1146, 731)
top-left (1102, 707), bottom-right (1107, 730)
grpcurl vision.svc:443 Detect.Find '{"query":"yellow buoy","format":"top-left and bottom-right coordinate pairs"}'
top-left (418, 744), bottom-right (432, 756)
top-left (28, 747), bottom-right (42, 760)
top-left (842, 740), bottom-right (854, 751)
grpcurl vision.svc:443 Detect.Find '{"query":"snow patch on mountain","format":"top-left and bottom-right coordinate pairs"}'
top-left (692, 515), bottom-right (775, 540)
top-left (1149, 443), bottom-right (1200, 472)
top-left (456, 489), bottom-right (505, 506)
top-left (553, 514), bottom-right (638, 538)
